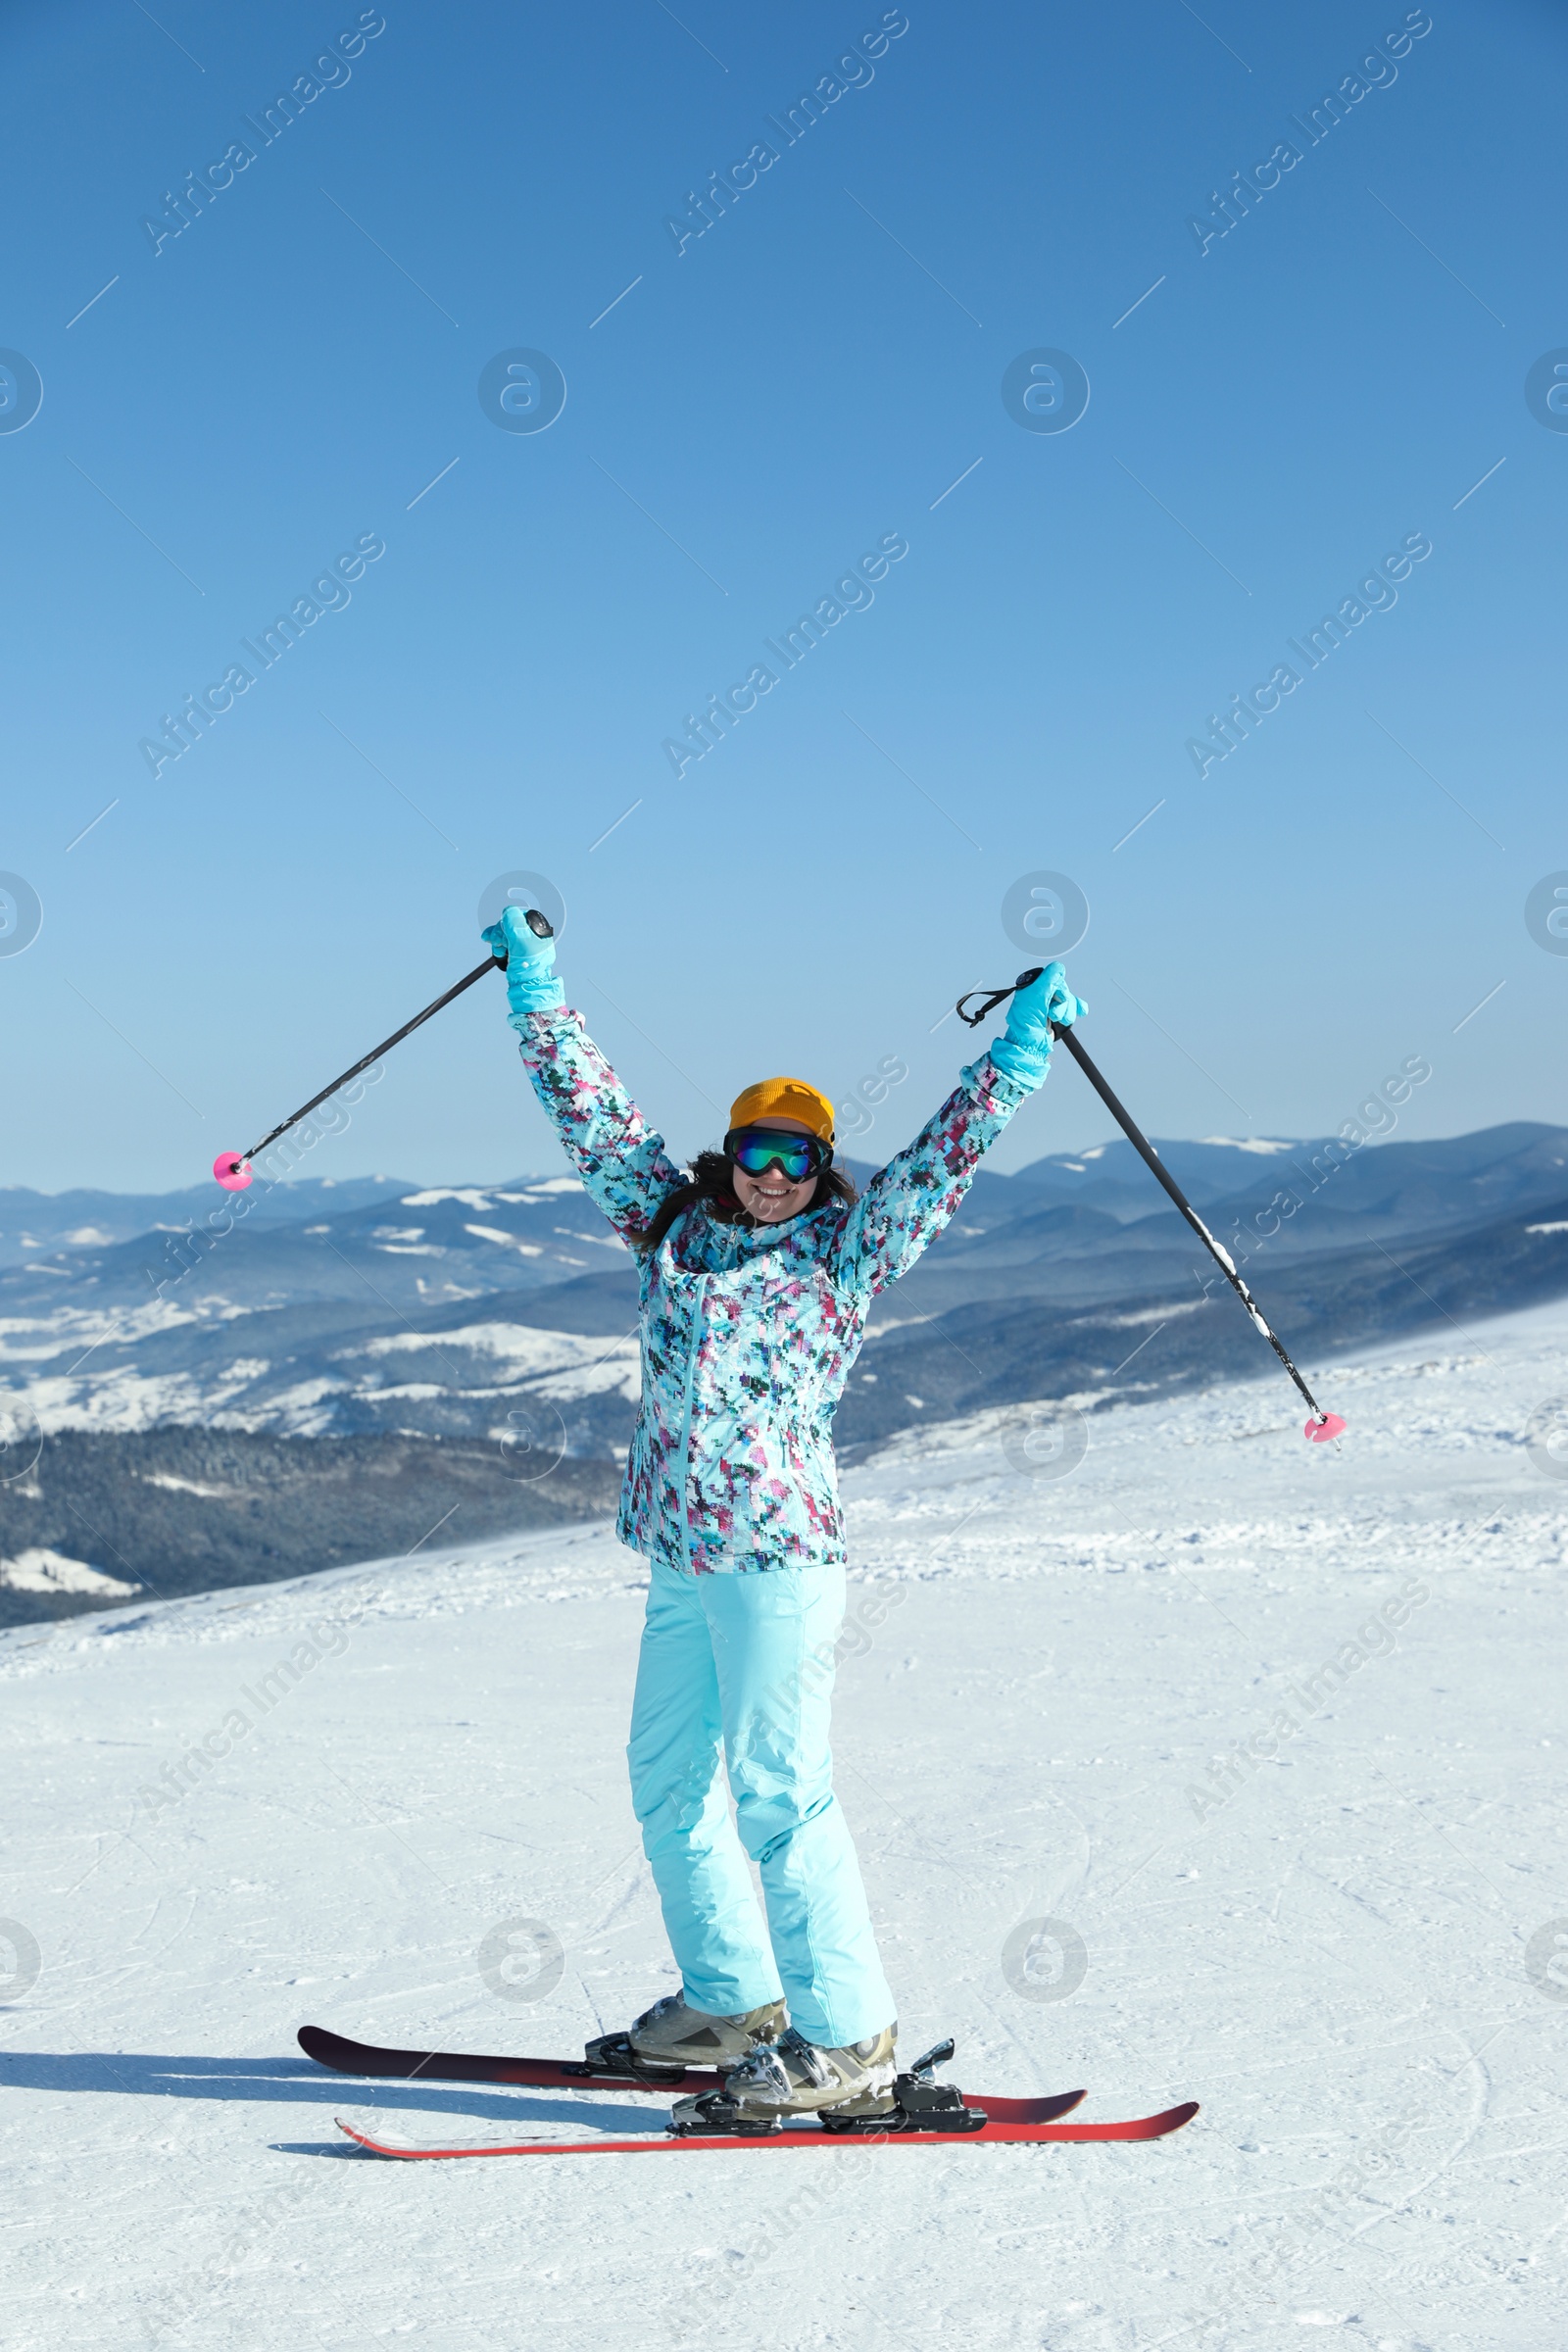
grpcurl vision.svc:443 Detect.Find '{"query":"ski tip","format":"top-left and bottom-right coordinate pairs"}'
top-left (214, 1151), bottom-right (252, 1192)
top-left (337, 2115), bottom-right (421, 2157)
top-left (1304, 1411), bottom-right (1346, 1443)
top-left (1116, 2099), bottom-right (1200, 2139)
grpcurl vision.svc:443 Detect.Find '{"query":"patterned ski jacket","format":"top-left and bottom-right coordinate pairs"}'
top-left (515, 1007), bottom-right (1034, 1575)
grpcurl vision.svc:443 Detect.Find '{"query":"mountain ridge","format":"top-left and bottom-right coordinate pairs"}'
top-left (3, 1122), bottom-right (1565, 1622)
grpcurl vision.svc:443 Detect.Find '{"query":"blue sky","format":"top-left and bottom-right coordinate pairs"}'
top-left (2, 0), bottom-right (1565, 1191)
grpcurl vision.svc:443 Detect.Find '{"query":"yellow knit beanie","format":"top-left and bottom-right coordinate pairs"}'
top-left (728, 1076), bottom-right (835, 1142)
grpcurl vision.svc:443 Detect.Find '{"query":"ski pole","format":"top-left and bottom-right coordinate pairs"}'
top-left (956, 968), bottom-right (1346, 1444)
top-left (212, 910), bottom-right (553, 1192)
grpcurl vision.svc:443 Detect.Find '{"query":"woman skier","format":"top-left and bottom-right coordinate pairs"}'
top-left (484, 904), bottom-right (1085, 2131)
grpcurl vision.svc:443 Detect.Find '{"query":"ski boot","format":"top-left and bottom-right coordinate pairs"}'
top-left (582, 1993), bottom-right (786, 2084)
top-left (669, 2024), bottom-right (899, 2133)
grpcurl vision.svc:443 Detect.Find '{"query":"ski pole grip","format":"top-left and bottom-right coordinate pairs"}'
top-left (484, 908), bottom-right (550, 966)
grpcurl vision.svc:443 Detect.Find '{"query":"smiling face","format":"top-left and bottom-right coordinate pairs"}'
top-left (729, 1116), bottom-right (819, 1224)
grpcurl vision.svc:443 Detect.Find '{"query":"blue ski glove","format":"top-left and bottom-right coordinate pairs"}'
top-left (987, 960), bottom-right (1086, 1090)
top-left (482, 903), bottom-right (564, 1026)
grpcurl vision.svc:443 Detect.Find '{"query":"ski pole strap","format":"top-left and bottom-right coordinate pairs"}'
top-left (240, 952), bottom-right (507, 1165)
top-left (955, 969), bottom-right (1044, 1027)
top-left (1048, 1023), bottom-right (1330, 1424)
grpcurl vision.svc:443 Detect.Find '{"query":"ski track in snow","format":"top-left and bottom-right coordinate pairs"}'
top-left (3, 1300), bottom-right (1567, 2348)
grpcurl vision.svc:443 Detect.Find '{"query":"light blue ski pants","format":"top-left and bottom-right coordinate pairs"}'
top-left (627, 1553), bottom-right (896, 2049)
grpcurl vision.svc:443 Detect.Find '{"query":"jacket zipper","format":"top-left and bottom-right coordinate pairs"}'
top-left (675, 1273), bottom-right (707, 1574)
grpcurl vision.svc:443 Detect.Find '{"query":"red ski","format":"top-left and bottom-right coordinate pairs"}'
top-left (297, 2025), bottom-right (1086, 2128)
top-left (334, 2101), bottom-right (1199, 2160)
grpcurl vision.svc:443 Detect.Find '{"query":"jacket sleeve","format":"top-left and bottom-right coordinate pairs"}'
top-left (825, 1052), bottom-right (1032, 1298)
top-left (514, 1005), bottom-right (686, 1245)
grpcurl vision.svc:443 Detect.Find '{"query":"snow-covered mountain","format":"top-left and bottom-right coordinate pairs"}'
top-left (2, 1126), bottom-right (1566, 1622)
top-left (6, 1127), bottom-right (1567, 1441)
top-left (0, 1173), bottom-right (415, 1268)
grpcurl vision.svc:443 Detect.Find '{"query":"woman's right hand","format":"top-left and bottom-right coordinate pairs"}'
top-left (482, 903), bottom-right (564, 1020)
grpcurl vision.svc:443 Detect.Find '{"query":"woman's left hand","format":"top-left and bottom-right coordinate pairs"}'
top-left (1007, 960), bottom-right (1086, 1045)
top-left (986, 960), bottom-right (1085, 1089)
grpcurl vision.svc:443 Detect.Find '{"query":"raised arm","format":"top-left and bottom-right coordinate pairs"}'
top-left (486, 906), bottom-right (683, 1244)
top-left (828, 960), bottom-right (1085, 1298)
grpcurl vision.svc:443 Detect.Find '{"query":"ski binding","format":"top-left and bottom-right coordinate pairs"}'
top-left (670, 2037), bottom-right (985, 2137)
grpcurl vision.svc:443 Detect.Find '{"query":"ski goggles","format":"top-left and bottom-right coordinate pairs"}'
top-left (724, 1126), bottom-right (832, 1182)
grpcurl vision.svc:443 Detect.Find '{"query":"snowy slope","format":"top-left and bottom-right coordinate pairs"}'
top-left (3, 1301), bottom-right (1566, 2350)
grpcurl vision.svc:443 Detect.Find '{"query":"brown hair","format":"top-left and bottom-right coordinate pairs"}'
top-left (635, 1148), bottom-right (858, 1255)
